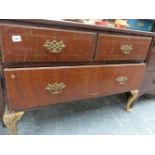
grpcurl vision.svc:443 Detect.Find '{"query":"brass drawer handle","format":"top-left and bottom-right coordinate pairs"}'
top-left (45, 82), bottom-right (66, 94)
top-left (120, 44), bottom-right (133, 55)
top-left (43, 40), bottom-right (66, 53)
top-left (116, 76), bottom-right (128, 85)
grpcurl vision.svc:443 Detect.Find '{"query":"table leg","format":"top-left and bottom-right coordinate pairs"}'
top-left (3, 107), bottom-right (24, 135)
top-left (126, 90), bottom-right (139, 112)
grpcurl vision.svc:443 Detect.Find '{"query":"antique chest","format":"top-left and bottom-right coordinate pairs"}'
top-left (0, 19), bottom-right (154, 134)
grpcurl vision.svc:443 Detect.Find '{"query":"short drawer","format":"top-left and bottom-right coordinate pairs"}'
top-left (0, 25), bottom-right (97, 62)
top-left (4, 64), bottom-right (145, 111)
top-left (95, 34), bottom-right (152, 61)
top-left (140, 71), bottom-right (155, 92)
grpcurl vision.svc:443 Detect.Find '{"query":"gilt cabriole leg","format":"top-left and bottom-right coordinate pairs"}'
top-left (3, 107), bottom-right (24, 135)
top-left (126, 90), bottom-right (139, 112)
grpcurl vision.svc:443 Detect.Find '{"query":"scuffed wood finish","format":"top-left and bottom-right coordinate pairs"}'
top-left (0, 25), bottom-right (97, 63)
top-left (4, 64), bottom-right (145, 111)
top-left (95, 34), bottom-right (152, 61)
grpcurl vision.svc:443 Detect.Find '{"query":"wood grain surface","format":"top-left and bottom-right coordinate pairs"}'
top-left (0, 25), bottom-right (97, 63)
top-left (4, 64), bottom-right (145, 111)
top-left (95, 34), bottom-right (152, 61)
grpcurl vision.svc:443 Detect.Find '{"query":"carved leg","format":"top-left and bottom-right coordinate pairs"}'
top-left (3, 108), bottom-right (24, 135)
top-left (126, 90), bottom-right (139, 112)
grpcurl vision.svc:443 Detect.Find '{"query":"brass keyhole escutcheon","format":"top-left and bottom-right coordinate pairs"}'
top-left (45, 82), bottom-right (66, 94)
top-left (120, 44), bottom-right (133, 55)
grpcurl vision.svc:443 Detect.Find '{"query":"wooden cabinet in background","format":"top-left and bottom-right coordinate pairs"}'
top-left (0, 76), bottom-right (4, 121)
top-left (140, 37), bottom-right (155, 96)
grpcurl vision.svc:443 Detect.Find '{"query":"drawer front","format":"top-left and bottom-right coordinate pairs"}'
top-left (140, 71), bottom-right (155, 92)
top-left (4, 64), bottom-right (145, 111)
top-left (0, 25), bottom-right (97, 62)
top-left (95, 34), bottom-right (152, 61)
top-left (148, 51), bottom-right (155, 69)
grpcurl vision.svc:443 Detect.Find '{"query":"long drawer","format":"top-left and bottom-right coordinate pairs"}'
top-left (0, 25), bottom-right (97, 62)
top-left (95, 34), bottom-right (152, 61)
top-left (4, 64), bottom-right (145, 111)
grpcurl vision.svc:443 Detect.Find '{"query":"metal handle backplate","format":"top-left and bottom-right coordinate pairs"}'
top-left (120, 44), bottom-right (133, 55)
top-left (116, 76), bottom-right (128, 85)
top-left (43, 40), bottom-right (66, 53)
top-left (45, 82), bottom-right (66, 94)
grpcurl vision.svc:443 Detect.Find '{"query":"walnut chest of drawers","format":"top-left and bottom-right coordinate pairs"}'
top-left (0, 19), bottom-right (154, 134)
